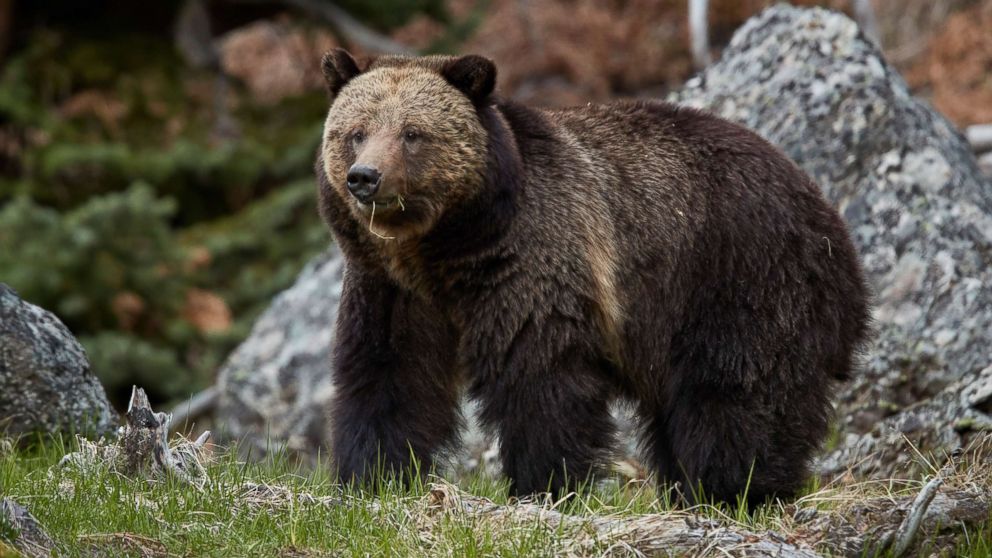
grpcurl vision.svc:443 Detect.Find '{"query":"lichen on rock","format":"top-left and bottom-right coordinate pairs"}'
top-left (0, 283), bottom-right (117, 438)
top-left (215, 250), bottom-right (342, 458)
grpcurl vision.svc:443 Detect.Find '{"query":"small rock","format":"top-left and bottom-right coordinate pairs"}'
top-left (1, 498), bottom-right (56, 558)
top-left (965, 365), bottom-right (992, 411)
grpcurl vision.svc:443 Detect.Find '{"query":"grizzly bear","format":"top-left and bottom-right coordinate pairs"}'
top-left (315, 48), bottom-right (870, 505)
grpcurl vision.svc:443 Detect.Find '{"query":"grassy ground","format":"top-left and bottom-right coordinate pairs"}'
top-left (1, 435), bottom-right (990, 557)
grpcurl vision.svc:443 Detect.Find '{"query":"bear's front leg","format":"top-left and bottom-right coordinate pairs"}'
top-left (330, 266), bottom-right (461, 487)
top-left (471, 344), bottom-right (616, 496)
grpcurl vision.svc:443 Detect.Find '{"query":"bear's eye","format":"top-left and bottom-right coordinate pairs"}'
top-left (403, 129), bottom-right (421, 142)
top-left (350, 130), bottom-right (366, 145)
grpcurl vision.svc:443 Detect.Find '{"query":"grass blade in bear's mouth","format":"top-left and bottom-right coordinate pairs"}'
top-left (359, 196), bottom-right (404, 210)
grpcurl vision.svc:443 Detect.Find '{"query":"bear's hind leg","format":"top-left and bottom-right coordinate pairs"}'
top-left (636, 404), bottom-right (685, 500)
top-left (663, 385), bottom-right (817, 507)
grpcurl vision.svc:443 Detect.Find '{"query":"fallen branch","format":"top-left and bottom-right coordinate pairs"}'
top-left (891, 471), bottom-right (944, 557)
top-left (688, 0), bottom-right (711, 70)
top-left (861, 464), bottom-right (954, 557)
top-left (282, 0), bottom-right (414, 55)
top-left (419, 474), bottom-right (991, 558)
top-left (806, 460), bottom-right (989, 557)
top-left (426, 482), bottom-right (820, 557)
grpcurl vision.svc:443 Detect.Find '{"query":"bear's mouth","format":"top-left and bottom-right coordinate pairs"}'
top-left (356, 196), bottom-right (405, 212)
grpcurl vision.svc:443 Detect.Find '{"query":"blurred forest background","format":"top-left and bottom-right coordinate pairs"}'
top-left (1, 0), bottom-right (990, 410)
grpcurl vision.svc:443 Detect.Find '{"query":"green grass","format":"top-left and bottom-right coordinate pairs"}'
top-left (1, 435), bottom-right (990, 557)
top-left (0, 437), bottom-right (666, 557)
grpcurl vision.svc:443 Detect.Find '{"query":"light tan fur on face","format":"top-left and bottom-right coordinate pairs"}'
top-left (320, 63), bottom-right (489, 294)
top-left (322, 66), bottom-right (487, 236)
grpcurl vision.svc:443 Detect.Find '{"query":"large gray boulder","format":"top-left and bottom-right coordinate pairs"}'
top-left (215, 250), bottom-right (342, 457)
top-left (216, 6), bottom-right (992, 478)
top-left (0, 284), bottom-right (117, 438)
top-left (673, 5), bottom-right (992, 477)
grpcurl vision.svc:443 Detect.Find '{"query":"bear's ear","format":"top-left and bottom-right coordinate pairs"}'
top-left (321, 48), bottom-right (362, 99)
top-left (441, 55), bottom-right (496, 105)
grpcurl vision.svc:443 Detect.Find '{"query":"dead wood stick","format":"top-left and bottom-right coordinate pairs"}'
top-left (125, 386), bottom-right (210, 487)
top-left (891, 470), bottom-right (946, 557)
top-left (688, 0), bottom-right (711, 70)
top-left (282, 0), bottom-right (414, 55)
top-left (863, 463), bottom-right (955, 557)
top-left (223, 0), bottom-right (414, 54)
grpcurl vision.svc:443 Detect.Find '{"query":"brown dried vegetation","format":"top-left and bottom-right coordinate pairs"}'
top-left (903, 1), bottom-right (992, 126)
top-left (458, 0), bottom-right (691, 106)
top-left (219, 18), bottom-right (339, 104)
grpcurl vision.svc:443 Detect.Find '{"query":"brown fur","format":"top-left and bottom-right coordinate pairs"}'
top-left (316, 49), bottom-right (871, 505)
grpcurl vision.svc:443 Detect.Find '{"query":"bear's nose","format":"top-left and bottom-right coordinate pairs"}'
top-left (346, 165), bottom-right (381, 203)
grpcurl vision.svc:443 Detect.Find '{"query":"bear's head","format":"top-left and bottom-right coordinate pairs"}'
top-left (318, 49), bottom-right (499, 241)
